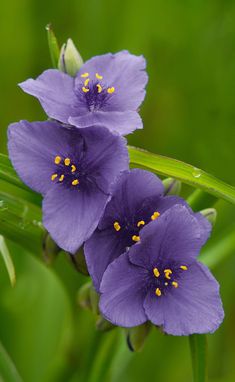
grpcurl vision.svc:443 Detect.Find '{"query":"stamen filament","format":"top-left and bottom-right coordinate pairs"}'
top-left (113, 222), bottom-right (121, 231)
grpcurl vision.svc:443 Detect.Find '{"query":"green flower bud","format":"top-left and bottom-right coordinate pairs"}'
top-left (163, 177), bottom-right (181, 196)
top-left (58, 38), bottom-right (83, 76)
top-left (42, 232), bottom-right (60, 264)
top-left (89, 284), bottom-right (99, 315)
top-left (200, 208), bottom-right (217, 226)
top-left (77, 281), bottom-right (93, 311)
top-left (69, 248), bottom-right (89, 276)
top-left (126, 322), bottom-right (151, 352)
top-left (96, 315), bottom-right (116, 332)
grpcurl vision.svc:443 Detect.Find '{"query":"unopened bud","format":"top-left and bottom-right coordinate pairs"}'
top-left (77, 281), bottom-right (92, 311)
top-left (58, 38), bottom-right (83, 76)
top-left (42, 232), bottom-right (60, 264)
top-left (200, 208), bottom-right (217, 226)
top-left (163, 178), bottom-right (181, 196)
top-left (126, 322), bottom-right (151, 352)
top-left (96, 315), bottom-right (115, 332)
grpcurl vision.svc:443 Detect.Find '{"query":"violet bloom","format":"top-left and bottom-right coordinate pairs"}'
top-left (8, 120), bottom-right (129, 253)
top-left (99, 205), bottom-right (224, 335)
top-left (85, 169), bottom-right (209, 290)
top-left (19, 51), bottom-right (148, 135)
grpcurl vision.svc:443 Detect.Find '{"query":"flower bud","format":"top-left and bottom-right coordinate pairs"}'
top-left (77, 281), bottom-right (92, 311)
top-left (42, 232), bottom-right (60, 264)
top-left (69, 249), bottom-right (89, 276)
top-left (163, 177), bottom-right (181, 196)
top-left (200, 208), bottom-right (217, 226)
top-left (126, 322), bottom-right (151, 352)
top-left (58, 38), bottom-right (83, 76)
top-left (96, 315), bottom-right (115, 332)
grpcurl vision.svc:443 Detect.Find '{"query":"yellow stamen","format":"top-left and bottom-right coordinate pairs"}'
top-left (172, 281), bottom-right (178, 288)
top-left (132, 235), bottom-right (140, 242)
top-left (72, 179), bottom-right (79, 186)
top-left (153, 267), bottom-right (160, 278)
top-left (151, 211), bottom-right (160, 221)
top-left (113, 222), bottom-right (121, 231)
top-left (84, 78), bottom-right (90, 86)
top-left (137, 220), bottom-right (145, 227)
top-left (164, 269), bottom-right (172, 280)
top-left (51, 174), bottom-right (58, 181)
top-left (82, 86), bottom-right (90, 93)
top-left (96, 73), bottom-right (103, 80)
top-left (81, 72), bottom-right (89, 78)
top-left (59, 174), bottom-right (64, 182)
top-left (64, 158), bottom-right (71, 166)
top-left (180, 265), bottom-right (188, 271)
top-left (54, 156), bottom-right (61, 165)
top-left (71, 165), bottom-right (76, 173)
top-left (155, 288), bottom-right (161, 297)
top-left (96, 84), bottom-right (102, 93)
top-left (107, 87), bottom-right (115, 94)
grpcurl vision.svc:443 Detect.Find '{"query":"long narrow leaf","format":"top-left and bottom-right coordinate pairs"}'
top-left (0, 235), bottom-right (16, 286)
top-left (128, 146), bottom-right (235, 205)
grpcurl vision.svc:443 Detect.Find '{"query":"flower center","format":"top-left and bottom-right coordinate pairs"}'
top-left (51, 155), bottom-right (80, 189)
top-left (113, 210), bottom-right (161, 246)
top-left (77, 72), bottom-right (115, 111)
top-left (151, 264), bottom-right (188, 297)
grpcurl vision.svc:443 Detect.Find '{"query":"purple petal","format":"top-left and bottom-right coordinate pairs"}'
top-left (76, 51), bottom-right (148, 111)
top-left (99, 253), bottom-right (148, 327)
top-left (143, 262), bottom-right (224, 335)
top-left (43, 184), bottom-right (108, 253)
top-left (69, 110), bottom-right (142, 135)
top-left (84, 229), bottom-right (125, 291)
top-left (128, 205), bottom-right (205, 269)
top-left (7, 120), bottom-right (70, 195)
top-left (19, 69), bottom-right (84, 123)
top-left (99, 169), bottom-right (164, 230)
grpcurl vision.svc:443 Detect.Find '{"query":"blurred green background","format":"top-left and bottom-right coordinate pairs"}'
top-left (0, 0), bottom-right (235, 381)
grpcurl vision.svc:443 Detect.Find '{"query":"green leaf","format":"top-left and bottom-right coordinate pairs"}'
top-left (46, 24), bottom-right (60, 68)
top-left (128, 146), bottom-right (235, 205)
top-left (0, 235), bottom-right (16, 287)
top-left (0, 341), bottom-right (23, 382)
top-left (189, 334), bottom-right (207, 382)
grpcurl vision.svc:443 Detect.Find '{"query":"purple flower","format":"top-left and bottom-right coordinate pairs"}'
top-left (8, 120), bottom-right (129, 253)
top-left (19, 51), bottom-right (148, 135)
top-left (84, 169), bottom-right (210, 291)
top-left (99, 205), bottom-right (224, 335)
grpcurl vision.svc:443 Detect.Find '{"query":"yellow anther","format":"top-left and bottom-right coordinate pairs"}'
top-left (164, 269), bottom-right (172, 280)
top-left (132, 235), bottom-right (140, 242)
top-left (64, 158), bottom-right (71, 166)
top-left (107, 87), bottom-right (115, 94)
top-left (54, 156), bottom-right (61, 164)
top-left (96, 73), bottom-right (103, 80)
top-left (153, 268), bottom-right (160, 278)
top-left (82, 86), bottom-right (90, 93)
top-left (180, 265), bottom-right (188, 271)
top-left (81, 72), bottom-right (89, 78)
top-left (151, 211), bottom-right (160, 221)
top-left (172, 281), bottom-right (178, 288)
top-left (71, 165), bottom-right (76, 173)
top-left (72, 179), bottom-right (79, 186)
top-left (84, 78), bottom-right (90, 86)
top-left (51, 174), bottom-right (58, 181)
top-left (113, 222), bottom-right (121, 231)
top-left (59, 174), bottom-right (64, 182)
top-left (137, 220), bottom-right (145, 227)
top-left (155, 288), bottom-right (162, 297)
top-left (96, 84), bottom-right (102, 93)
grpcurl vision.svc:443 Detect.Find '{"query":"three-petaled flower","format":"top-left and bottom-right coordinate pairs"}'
top-left (19, 51), bottom-right (148, 135)
top-left (8, 120), bottom-right (129, 253)
top-left (85, 169), bottom-right (210, 290)
top-left (99, 205), bottom-right (224, 335)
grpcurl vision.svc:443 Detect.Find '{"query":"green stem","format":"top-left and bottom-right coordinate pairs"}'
top-left (187, 189), bottom-right (216, 211)
top-left (189, 334), bottom-right (208, 382)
